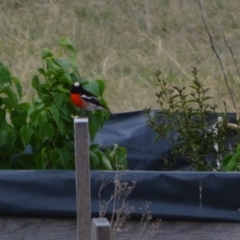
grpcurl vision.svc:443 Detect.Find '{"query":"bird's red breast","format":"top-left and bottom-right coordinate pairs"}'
top-left (70, 93), bottom-right (87, 109)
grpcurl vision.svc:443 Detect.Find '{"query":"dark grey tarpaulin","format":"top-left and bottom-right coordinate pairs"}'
top-left (94, 110), bottom-right (238, 171)
top-left (94, 110), bottom-right (179, 171)
top-left (0, 111), bottom-right (240, 221)
top-left (1, 170), bottom-right (240, 222)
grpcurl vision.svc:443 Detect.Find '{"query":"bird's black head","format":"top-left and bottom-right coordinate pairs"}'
top-left (70, 82), bottom-right (95, 97)
top-left (71, 82), bottom-right (84, 94)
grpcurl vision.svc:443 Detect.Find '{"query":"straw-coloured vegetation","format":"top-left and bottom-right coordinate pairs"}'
top-left (1, 0), bottom-right (240, 112)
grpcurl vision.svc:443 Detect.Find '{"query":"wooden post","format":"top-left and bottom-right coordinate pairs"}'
top-left (74, 117), bottom-right (91, 240)
top-left (91, 218), bottom-right (111, 240)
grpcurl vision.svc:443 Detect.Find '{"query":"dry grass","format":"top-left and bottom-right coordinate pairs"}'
top-left (0, 0), bottom-right (240, 112)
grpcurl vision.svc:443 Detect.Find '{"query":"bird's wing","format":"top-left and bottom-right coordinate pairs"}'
top-left (81, 95), bottom-right (106, 108)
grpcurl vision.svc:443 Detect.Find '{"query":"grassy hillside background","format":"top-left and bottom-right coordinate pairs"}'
top-left (0, 0), bottom-right (240, 113)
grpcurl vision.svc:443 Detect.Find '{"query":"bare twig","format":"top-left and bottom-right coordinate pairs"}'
top-left (197, 0), bottom-right (237, 110)
top-left (99, 173), bottom-right (160, 240)
top-left (99, 175), bottom-right (115, 218)
top-left (99, 172), bottom-right (137, 240)
top-left (221, 29), bottom-right (240, 79)
top-left (221, 28), bottom-right (240, 120)
top-left (111, 176), bottom-right (136, 239)
top-left (131, 202), bottom-right (152, 240)
top-left (110, 173), bottom-right (119, 227)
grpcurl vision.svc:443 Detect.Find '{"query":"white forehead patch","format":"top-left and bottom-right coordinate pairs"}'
top-left (74, 82), bottom-right (80, 87)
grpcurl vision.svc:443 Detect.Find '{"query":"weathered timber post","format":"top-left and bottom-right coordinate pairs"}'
top-left (91, 218), bottom-right (111, 240)
top-left (74, 117), bottom-right (91, 240)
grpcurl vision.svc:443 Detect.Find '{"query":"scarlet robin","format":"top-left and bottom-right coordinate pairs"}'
top-left (70, 82), bottom-right (110, 112)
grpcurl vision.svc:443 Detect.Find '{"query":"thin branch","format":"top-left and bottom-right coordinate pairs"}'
top-left (221, 28), bottom-right (240, 120)
top-left (221, 28), bottom-right (240, 79)
top-left (110, 173), bottom-right (119, 227)
top-left (197, 0), bottom-right (237, 110)
top-left (98, 175), bottom-right (114, 218)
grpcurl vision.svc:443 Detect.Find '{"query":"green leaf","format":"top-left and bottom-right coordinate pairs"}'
top-left (89, 144), bottom-right (101, 169)
top-left (0, 129), bottom-right (17, 149)
top-left (83, 81), bottom-right (99, 96)
top-left (237, 144), bottom-right (240, 152)
top-left (0, 65), bottom-right (11, 84)
top-left (50, 105), bottom-right (59, 121)
top-left (11, 117), bottom-right (27, 129)
top-left (114, 146), bottom-right (127, 169)
top-left (90, 144), bottom-right (99, 150)
top-left (48, 61), bottom-right (62, 74)
top-left (59, 103), bottom-right (69, 117)
top-left (10, 109), bottom-right (27, 128)
top-left (20, 125), bottom-right (32, 146)
top-left (90, 150), bottom-right (100, 169)
top-left (37, 68), bottom-right (46, 75)
top-left (41, 147), bottom-right (46, 159)
top-left (49, 150), bottom-right (59, 167)
top-left (54, 58), bottom-right (72, 72)
top-left (0, 130), bottom-right (7, 147)
top-left (0, 108), bottom-right (6, 123)
top-left (57, 148), bottom-right (70, 169)
top-left (50, 105), bottom-right (64, 134)
top-left (225, 152), bottom-right (240, 172)
top-left (35, 154), bottom-right (43, 169)
top-left (191, 143), bottom-right (200, 151)
top-left (88, 117), bottom-right (97, 141)
top-left (57, 86), bottom-right (70, 94)
top-left (11, 77), bottom-right (22, 99)
top-left (35, 149), bottom-right (48, 169)
top-left (43, 122), bottom-right (55, 140)
top-left (221, 154), bottom-right (234, 171)
top-left (33, 101), bottom-right (45, 111)
top-left (105, 144), bottom-right (127, 170)
top-left (96, 80), bottom-right (105, 96)
top-left (101, 154), bottom-right (113, 170)
top-left (61, 72), bottom-right (72, 83)
top-left (39, 85), bottom-right (49, 95)
top-left (46, 68), bottom-right (58, 76)
top-left (53, 92), bottom-right (64, 109)
top-left (41, 48), bottom-right (53, 60)
top-left (0, 82), bottom-right (11, 94)
top-left (225, 160), bottom-right (238, 171)
top-left (202, 96), bottom-right (212, 101)
top-left (32, 75), bottom-right (40, 91)
top-left (59, 37), bottom-right (76, 53)
top-left (37, 110), bottom-right (48, 132)
top-left (93, 111), bottom-right (107, 132)
top-left (29, 109), bottom-right (43, 125)
top-left (2, 87), bottom-right (18, 108)
top-left (91, 110), bottom-right (107, 129)
top-left (98, 97), bottom-right (110, 112)
top-left (2, 98), bottom-right (16, 110)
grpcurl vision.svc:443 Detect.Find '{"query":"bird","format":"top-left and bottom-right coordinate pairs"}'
top-left (70, 82), bottom-right (110, 112)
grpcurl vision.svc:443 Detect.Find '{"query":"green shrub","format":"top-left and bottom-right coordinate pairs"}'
top-left (221, 144), bottom-right (240, 171)
top-left (145, 68), bottom-right (231, 171)
top-left (0, 38), bottom-right (127, 170)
